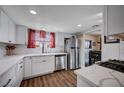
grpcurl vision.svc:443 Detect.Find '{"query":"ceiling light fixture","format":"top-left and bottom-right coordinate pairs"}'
top-left (77, 24), bottom-right (82, 27)
top-left (30, 10), bottom-right (37, 15)
top-left (42, 28), bottom-right (46, 30)
top-left (97, 12), bottom-right (103, 17)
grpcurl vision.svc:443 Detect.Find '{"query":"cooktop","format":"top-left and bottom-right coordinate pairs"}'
top-left (98, 59), bottom-right (124, 73)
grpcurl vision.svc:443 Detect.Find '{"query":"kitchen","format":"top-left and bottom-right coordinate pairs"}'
top-left (0, 5), bottom-right (124, 87)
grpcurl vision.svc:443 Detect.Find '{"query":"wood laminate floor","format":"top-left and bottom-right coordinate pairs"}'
top-left (20, 70), bottom-right (77, 87)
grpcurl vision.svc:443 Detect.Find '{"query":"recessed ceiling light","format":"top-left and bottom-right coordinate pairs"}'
top-left (42, 28), bottom-right (46, 30)
top-left (97, 12), bottom-right (103, 17)
top-left (77, 24), bottom-right (82, 27)
top-left (30, 10), bottom-right (37, 15)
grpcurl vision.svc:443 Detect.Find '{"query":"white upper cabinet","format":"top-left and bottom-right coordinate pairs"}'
top-left (8, 19), bottom-right (16, 43)
top-left (104, 6), bottom-right (124, 36)
top-left (56, 32), bottom-right (64, 50)
top-left (0, 10), bottom-right (16, 43)
top-left (16, 25), bottom-right (27, 44)
top-left (0, 10), bottom-right (9, 43)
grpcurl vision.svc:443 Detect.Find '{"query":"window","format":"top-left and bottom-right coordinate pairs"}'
top-left (27, 29), bottom-right (55, 49)
top-left (85, 40), bottom-right (92, 49)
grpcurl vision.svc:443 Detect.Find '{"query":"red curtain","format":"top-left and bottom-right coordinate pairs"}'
top-left (49, 32), bottom-right (55, 48)
top-left (27, 29), bottom-right (55, 48)
top-left (27, 29), bottom-right (36, 48)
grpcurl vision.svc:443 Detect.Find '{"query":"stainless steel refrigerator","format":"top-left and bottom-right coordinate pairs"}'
top-left (65, 36), bottom-right (81, 69)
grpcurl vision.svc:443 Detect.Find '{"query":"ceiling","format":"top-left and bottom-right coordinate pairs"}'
top-left (0, 5), bottom-right (103, 33)
top-left (86, 30), bottom-right (102, 36)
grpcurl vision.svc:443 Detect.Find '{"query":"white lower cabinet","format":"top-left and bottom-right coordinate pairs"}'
top-left (23, 56), bottom-right (55, 79)
top-left (0, 65), bottom-right (17, 87)
top-left (31, 56), bottom-right (55, 76)
top-left (23, 57), bottom-right (32, 78)
top-left (0, 55), bottom-right (55, 87)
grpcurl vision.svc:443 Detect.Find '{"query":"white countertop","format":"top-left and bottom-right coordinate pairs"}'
top-left (74, 64), bottom-right (124, 87)
top-left (0, 53), bottom-right (67, 76)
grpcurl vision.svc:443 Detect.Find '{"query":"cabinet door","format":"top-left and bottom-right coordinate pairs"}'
top-left (23, 57), bottom-right (32, 78)
top-left (102, 43), bottom-right (120, 61)
top-left (120, 43), bottom-right (124, 60)
top-left (0, 11), bottom-right (9, 42)
top-left (56, 32), bottom-right (64, 50)
top-left (16, 25), bottom-right (27, 44)
top-left (16, 60), bottom-right (24, 86)
top-left (8, 19), bottom-right (15, 43)
top-left (31, 56), bottom-right (55, 76)
top-left (107, 6), bottom-right (124, 35)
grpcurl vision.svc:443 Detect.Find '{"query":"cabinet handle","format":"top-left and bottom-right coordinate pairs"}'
top-left (30, 57), bottom-right (32, 59)
top-left (3, 79), bottom-right (12, 87)
top-left (19, 61), bottom-right (23, 64)
top-left (34, 60), bottom-right (46, 63)
top-left (42, 60), bottom-right (46, 62)
top-left (20, 66), bottom-right (23, 68)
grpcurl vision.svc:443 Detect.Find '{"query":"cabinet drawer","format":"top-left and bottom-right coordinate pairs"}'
top-left (31, 56), bottom-right (54, 62)
top-left (0, 65), bottom-right (16, 87)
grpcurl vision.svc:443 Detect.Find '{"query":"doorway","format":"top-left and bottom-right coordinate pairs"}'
top-left (84, 30), bottom-right (102, 66)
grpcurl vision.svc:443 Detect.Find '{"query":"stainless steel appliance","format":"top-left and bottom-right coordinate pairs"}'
top-left (65, 36), bottom-right (81, 69)
top-left (55, 55), bottom-right (66, 71)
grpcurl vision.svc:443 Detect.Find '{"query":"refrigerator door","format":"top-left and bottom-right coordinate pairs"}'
top-left (70, 48), bottom-right (76, 69)
top-left (65, 36), bottom-right (81, 70)
top-left (75, 48), bottom-right (80, 68)
top-left (65, 39), bottom-right (71, 53)
top-left (70, 36), bottom-right (76, 47)
top-left (75, 39), bottom-right (81, 68)
top-left (85, 50), bottom-right (90, 66)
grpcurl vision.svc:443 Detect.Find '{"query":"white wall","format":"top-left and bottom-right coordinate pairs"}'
top-left (85, 34), bottom-right (101, 51)
top-left (14, 45), bottom-right (43, 54)
top-left (0, 44), bottom-right (6, 58)
top-left (64, 33), bottom-right (72, 38)
top-left (77, 34), bottom-right (85, 67)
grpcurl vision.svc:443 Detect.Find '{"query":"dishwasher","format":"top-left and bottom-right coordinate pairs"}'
top-left (55, 55), bottom-right (66, 71)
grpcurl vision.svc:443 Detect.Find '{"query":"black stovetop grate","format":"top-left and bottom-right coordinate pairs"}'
top-left (98, 61), bottom-right (124, 73)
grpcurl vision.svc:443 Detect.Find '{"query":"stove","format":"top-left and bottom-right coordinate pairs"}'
top-left (98, 59), bottom-right (124, 73)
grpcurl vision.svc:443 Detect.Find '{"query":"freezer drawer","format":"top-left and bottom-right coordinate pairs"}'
top-left (55, 55), bottom-right (66, 71)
